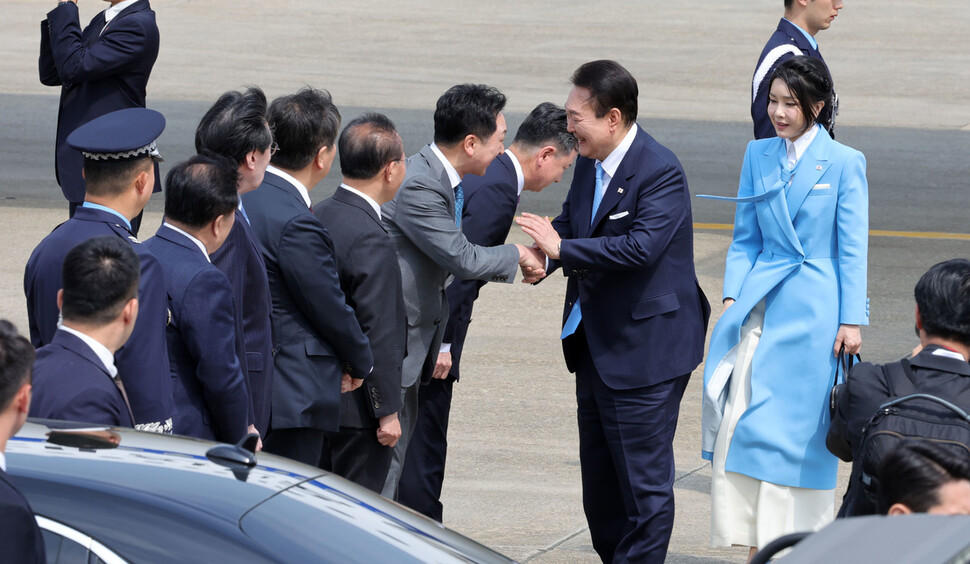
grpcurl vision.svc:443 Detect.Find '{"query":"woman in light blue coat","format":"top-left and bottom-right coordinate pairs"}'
top-left (700, 57), bottom-right (869, 556)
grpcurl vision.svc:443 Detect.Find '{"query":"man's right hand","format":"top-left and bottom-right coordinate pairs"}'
top-left (341, 373), bottom-right (363, 393)
top-left (377, 413), bottom-right (402, 447)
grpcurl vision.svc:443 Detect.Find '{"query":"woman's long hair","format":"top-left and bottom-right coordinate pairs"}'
top-left (769, 56), bottom-right (836, 136)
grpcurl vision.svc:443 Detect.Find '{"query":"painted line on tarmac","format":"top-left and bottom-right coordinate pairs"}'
top-left (694, 223), bottom-right (970, 241)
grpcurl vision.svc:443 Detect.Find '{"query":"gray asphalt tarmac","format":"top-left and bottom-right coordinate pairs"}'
top-left (2, 0), bottom-right (969, 562)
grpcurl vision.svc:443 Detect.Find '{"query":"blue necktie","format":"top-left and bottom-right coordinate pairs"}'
top-left (561, 162), bottom-right (605, 339)
top-left (454, 183), bottom-right (464, 228)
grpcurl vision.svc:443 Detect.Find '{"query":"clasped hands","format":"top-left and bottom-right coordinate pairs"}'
top-left (514, 213), bottom-right (561, 283)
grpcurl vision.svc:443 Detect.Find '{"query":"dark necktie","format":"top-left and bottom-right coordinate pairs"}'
top-left (113, 375), bottom-right (136, 425)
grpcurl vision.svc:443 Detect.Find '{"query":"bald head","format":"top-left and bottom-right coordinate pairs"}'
top-left (338, 113), bottom-right (404, 181)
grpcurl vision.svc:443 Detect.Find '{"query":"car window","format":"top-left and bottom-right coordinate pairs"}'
top-left (35, 516), bottom-right (127, 564)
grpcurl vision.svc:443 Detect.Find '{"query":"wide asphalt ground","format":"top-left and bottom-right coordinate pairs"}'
top-left (1, 1), bottom-right (967, 561)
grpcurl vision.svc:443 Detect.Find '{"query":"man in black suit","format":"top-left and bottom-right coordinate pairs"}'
top-left (31, 237), bottom-right (139, 427)
top-left (399, 102), bottom-right (577, 520)
top-left (196, 87), bottom-right (275, 438)
top-left (313, 113), bottom-right (407, 492)
top-left (0, 320), bottom-right (45, 563)
top-left (39, 0), bottom-right (160, 231)
top-left (243, 88), bottom-right (373, 466)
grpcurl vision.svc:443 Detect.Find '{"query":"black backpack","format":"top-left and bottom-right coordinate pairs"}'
top-left (839, 359), bottom-right (970, 517)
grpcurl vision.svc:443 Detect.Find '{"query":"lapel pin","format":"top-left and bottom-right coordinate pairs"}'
top-left (617, 187), bottom-right (625, 194)
top-left (816, 165), bottom-right (822, 171)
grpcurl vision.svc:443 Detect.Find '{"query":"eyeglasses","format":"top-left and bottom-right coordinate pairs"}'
top-left (269, 142), bottom-right (280, 156)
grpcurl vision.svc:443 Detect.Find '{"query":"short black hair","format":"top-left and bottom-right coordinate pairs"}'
top-left (163, 154), bottom-right (239, 228)
top-left (877, 441), bottom-right (970, 514)
top-left (268, 88), bottom-right (341, 171)
top-left (195, 86), bottom-right (272, 166)
top-left (571, 60), bottom-right (639, 127)
top-left (784, 0), bottom-right (794, 9)
top-left (433, 84), bottom-right (506, 146)
top-left (83, 156), bottom-right (153, 198)
top-left (770, 56), bottom-right (836, 135)
top-left (513, 102), bottom-right (578, 154)
top-left (0, 320), bottom-right (33, 411)
top-left (915, 258), bottom-right (970, 346)
top-left (338, 113), bottom-right (403, 180)
top-left (61, 236), bottom-right (140, 326)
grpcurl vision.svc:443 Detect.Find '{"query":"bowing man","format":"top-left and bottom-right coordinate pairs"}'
top-left (144, 155), bottom-right (252, 444)
top-left (0, 321), bottom-right (45, 564)
top-left (31, 237), bottom-right (139, 427)
top-left (24, 108), bottom-right (174, 433)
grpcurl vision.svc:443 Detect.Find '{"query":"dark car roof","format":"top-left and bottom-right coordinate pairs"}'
top-left (7, 421), bottom-right (515, 563)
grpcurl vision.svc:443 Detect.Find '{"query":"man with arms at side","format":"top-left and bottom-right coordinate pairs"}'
top-left (243, 88), bottom-right (373, 467)
top-left (313, 113), bottom-right (407, 492)
top-left (144, 155), bottom-right (251, 444)
top-left (40, 0), bottom-right (160, 232)
top-left (0, 321), bottom-right (45, 564)
top-left (517, 60), bottom-right (710, 563)
top-left (399, 102), bottom-right (577, 520)
top-left (31, 237), bottom-right (139, 428)
top-left (751, 0), bottom-right (843, 139)
top-left (24, 108), bottom-right (173, 433)
top-left (381, 84), bottom-right (545, 501)
top-left (196, 87), bottom-right (275, 438)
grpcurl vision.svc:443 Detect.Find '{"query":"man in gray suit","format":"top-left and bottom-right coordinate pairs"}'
top-left (381, 84), bottom-right (545, 500)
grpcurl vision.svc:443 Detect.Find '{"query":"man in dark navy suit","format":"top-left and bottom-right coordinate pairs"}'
top-left (0, 321), bottom-right (45, 563)
top-left (24, 108), bottom-right (174, 433)
top-left (518, 60), bottom-right (710, 564)
top-left (751, 0), bottom-right (843, 139)
top-left (398, 102), bottom-right (577, 520)
top-left (144, 155), bottom-right (251, 445)
top-left (31, 237), bottom-right (139, 427)
top-left (40, 0), bottom-right (160, 230)
top-left (313, 113), bottom-right (407, 492)
top-left (243, 88), bottom-right (373, 467)
top-left (196, 87), bottom-right (275, 438)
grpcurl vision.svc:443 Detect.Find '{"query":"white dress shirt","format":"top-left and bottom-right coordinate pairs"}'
top-left (506, 150), bottom-right (525, 196)
top-left (266, 165), bottom-right (312, 208)
top-left (429, 144), bottom-right (462, 189)
top-left (784, 124), bottom-right (820, 168)
top-left (163, 221), bottom-right (210, 262)
top-left (102, 0), bottom-right (139, 33)
top-left (597, 123), bottom-right (640, 194)
top-left (58, 326), bottom-right (118, 378)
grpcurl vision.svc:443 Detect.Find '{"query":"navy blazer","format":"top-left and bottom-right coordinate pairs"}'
top-left (0, 470), bottom-right (45, 564)
top-left (23, 206), bottom-right (174, 426)
top-left (242, 171), bottom-right (373, 432)
top-left (39, 0), bottom-right (160, 203)
top-left (314, 188), bottom-right (406, 428)
top-left (751, 18), bottom-right (825, 139)
top-left (551, 127), bottom-right (710, 389)
top-left (210, 208), bottom-right (274, 435)
top-left (143, 224), bottom-right (249, 443)
top-left (31, 330), bottom-right (133, 427)
top-left (444, 153), bottom-right (520, 380)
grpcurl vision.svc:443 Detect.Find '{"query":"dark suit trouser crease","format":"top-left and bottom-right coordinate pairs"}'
top-left (263, 427), bottom-right (327, 467)
top-left (571, 325), bottom-right (689, 564)
top-left (320, 428), bottom-right (393, 494)
top-left (398, 375), bottom-right (454, 520)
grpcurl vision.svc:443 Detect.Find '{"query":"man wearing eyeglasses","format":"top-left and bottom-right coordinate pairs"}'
top-left (195, 87), bottom-right (275, 440)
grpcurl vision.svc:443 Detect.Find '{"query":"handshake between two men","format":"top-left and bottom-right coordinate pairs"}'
top-left (516, 213), bottom-right (560, 284)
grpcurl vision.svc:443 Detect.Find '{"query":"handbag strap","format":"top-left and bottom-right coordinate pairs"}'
top-left (833, 345), bottom-right (862, 388)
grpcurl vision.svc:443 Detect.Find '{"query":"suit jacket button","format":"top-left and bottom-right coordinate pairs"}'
top-left (434, 318), bottom-right (441, 325)
top-left (374, 402), bottom-right (381, 409)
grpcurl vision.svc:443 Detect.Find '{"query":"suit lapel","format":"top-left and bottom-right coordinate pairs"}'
top-left (54, 331), bottom-right (112, 378)
top-left (786, 130), bottom-right (832, 218)
top-left (264, 171), bottom-right (310, 211)
top-left (757, 141), bottom-right (804, 255)
top-left (589, 130), bottom-right (643, 233)
top-left (334, 188), bottom-right (385, 233)
top-left (573, 159), bottom-right (596, 238)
